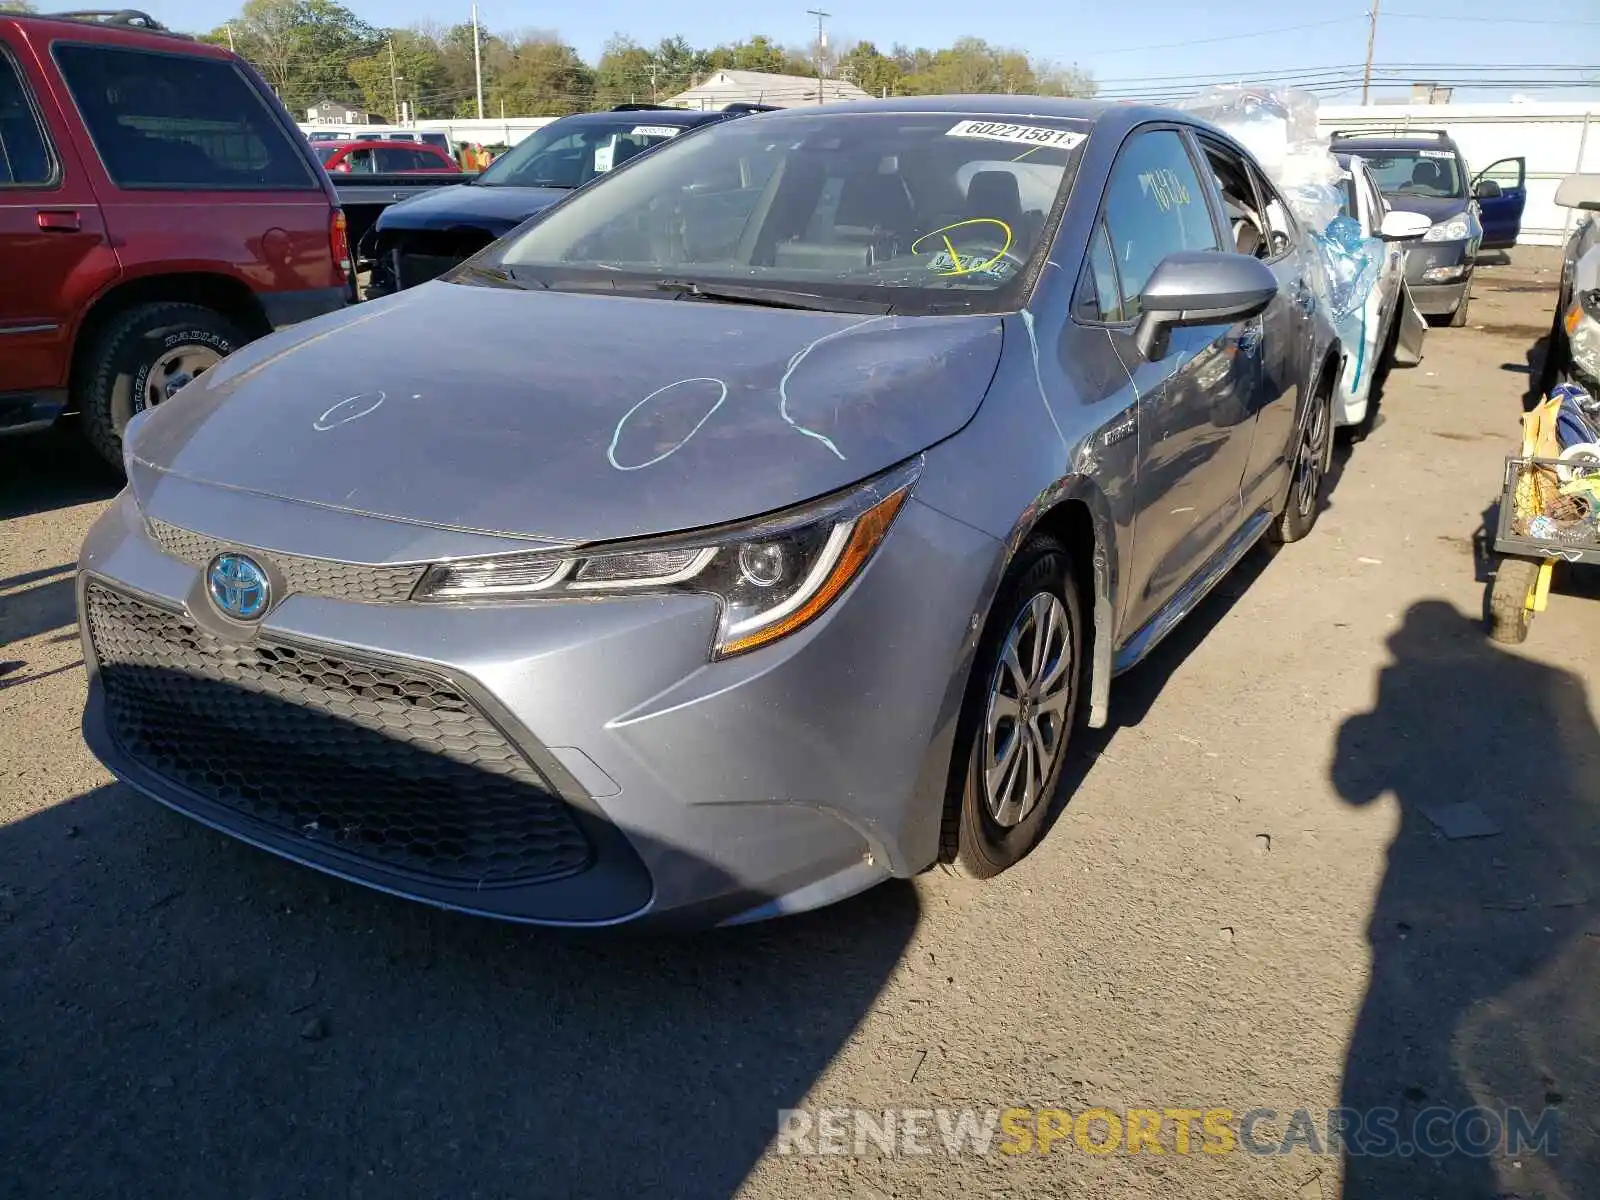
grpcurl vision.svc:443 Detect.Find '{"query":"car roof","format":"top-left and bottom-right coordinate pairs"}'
top-left (746, 94), bottom-right (1116, 121)
top-left (2, 8), bottom-right (231, 57)
top-left (332, 140), bottom-right (448, 151)
top-left (554, 108), bottom-right (730, 127)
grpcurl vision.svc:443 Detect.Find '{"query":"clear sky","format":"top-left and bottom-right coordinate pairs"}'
top-left (145, 0), bottom-right (1599, 102)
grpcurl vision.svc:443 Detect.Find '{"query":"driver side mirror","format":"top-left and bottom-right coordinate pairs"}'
top-left (1475, 178), bottom-right (1503, 200)
top-left (1377, 209), bottom-right (1432, 241)
top-left (1134, 252), bottom-right (1278, 361)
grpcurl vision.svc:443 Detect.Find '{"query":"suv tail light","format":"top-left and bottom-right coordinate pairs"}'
top-left (330, 210), bottom-right (350, 281)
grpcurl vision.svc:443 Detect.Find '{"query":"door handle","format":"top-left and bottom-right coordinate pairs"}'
top-left (36, 209), bottom-right (81, 232)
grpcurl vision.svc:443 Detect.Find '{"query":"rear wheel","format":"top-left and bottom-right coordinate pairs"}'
top-left (79, 302), bottom-right (242, 470)
top-left (942, 538), bottom-right (1083, 879)
top-left (1272, 377), bottom-right (1334, 544)
top-left (1488, 557), bottom-right (1540, 644)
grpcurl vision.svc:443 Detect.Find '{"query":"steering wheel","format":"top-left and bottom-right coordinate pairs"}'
top-left (910, 219), bottom-right (1022, 278)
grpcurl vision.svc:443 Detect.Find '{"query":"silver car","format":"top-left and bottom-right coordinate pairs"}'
top-left (79, 98), bottom-right (1339, 928)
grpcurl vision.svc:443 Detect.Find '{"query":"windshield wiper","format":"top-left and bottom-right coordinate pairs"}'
top-left (654, 279), bottom-right (890, 314)
top-left (457, 263), bottom-right (531, 289)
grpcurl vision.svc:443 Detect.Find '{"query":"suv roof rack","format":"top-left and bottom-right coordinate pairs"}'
top-left (610, 103), bottom-right (680, 112)
top-left (1329, 126), bottom-right (1451, 143)
top-left (33, 9), bottom-right (193, 37)
top-left (722, 102), bottom-right (779, 113)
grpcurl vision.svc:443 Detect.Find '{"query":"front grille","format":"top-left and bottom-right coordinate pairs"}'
top-left (395, 249), bottom-right (465, 290)
top-left (146, 519), bottom-right (426, 604)
top-left (85, 582), bottom-right (591, 886)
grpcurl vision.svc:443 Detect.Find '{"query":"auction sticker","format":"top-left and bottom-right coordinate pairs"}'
top-left (631, 125), bottom-right (681, 138)
top-left (946, 119), bottom-right (1085, 151)
top-left (1418, 149), bottom-right (1454, 158)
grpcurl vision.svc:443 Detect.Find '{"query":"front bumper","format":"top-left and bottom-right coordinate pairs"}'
top-left (1404, 242), bottom-right (1473, 314)
top-left (77, 488), bottom-right (999, 927)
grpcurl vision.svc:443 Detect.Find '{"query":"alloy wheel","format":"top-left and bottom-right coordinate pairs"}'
top-left (1294, 391), bottom-right (1331, 520)
top-left (981, 590), bottom-right (1073, 828)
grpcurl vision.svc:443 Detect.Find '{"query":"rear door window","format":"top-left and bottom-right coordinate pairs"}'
top-left (0, 48), bottom-right (54, 186)
top-left (53, 44), bottom-right (314, 190)
top-left (375, 146), bottom-right (429, 172)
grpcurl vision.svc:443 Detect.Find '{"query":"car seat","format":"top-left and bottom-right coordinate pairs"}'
top-left (1410, 159), bottom-right (1444, 191)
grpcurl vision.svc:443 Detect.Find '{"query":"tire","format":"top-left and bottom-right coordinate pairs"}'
top-left (79, 302), bottom-right (242, 470)
top-left (941, 538), bottom-right (1083, 879)
top-left (1449, 288), bottom-right (1471, 328)
top-left (1271, 374), bottom-right (1335, 545)
top-left (1488, 557), bottom-right (1540, 645)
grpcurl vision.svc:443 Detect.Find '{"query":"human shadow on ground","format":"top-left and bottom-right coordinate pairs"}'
top-left (1331, 599), bottom-right (1600, 1199)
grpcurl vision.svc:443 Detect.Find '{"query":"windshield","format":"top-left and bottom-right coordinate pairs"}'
top-left (493, 111), bottom-right (1089, 314)
top-left (1359, 149), bottom-right (1465, 199)
top-left (316, 144), bottom-right (341, 165)
top-left (476, 118), bottom-right (690, 188)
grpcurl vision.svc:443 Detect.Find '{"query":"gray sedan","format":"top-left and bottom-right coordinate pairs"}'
top-left (79, 97), bottom-right (1340, 928)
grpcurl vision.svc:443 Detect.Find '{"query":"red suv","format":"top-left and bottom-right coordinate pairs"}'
top-left (315, 140), bottom-right (462, 175)
top-left (0, 9), bottom-right (349, 467)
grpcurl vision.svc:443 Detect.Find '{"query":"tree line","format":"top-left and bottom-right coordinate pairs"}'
top-left (175, 0), bottom-right (1094, 122)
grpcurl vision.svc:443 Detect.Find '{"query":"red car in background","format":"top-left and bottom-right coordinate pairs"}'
top-left (316, 140), bottom-right (462, 175)
top-left (0, 8), bottom-right (350, 468)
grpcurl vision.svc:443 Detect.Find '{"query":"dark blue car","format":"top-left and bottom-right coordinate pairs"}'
top-left (365, 105), bottom-right (757, 295)
top-left (1329, 127), bottom-right (1526, 327)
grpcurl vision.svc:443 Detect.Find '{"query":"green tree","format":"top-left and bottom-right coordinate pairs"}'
top-left (484, 32), bottom-right (592, 118)
top-left (652, 35), bottom-right (708, 93)
top-left (836, 40), bottom-right (902, 98)
top-left (593, 34), bottom-right (656, 106)
top-left (348, 29), bottom-right (443, 121)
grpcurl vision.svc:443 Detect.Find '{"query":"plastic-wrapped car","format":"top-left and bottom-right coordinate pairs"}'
top-left (1329, 155), bottom-right (1430, 430)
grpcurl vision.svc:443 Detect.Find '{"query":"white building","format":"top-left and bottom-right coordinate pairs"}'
top-left (306, 98), bottom-right (373, 125)
top-left (665, 70), bottom-right (871, 111)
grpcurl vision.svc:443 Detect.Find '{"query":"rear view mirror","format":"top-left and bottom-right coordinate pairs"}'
top-left (1475, 179), bottom-right (1503, 200)
top-left (1555, 173), bottom-right (1600, 212)
top-left (1378, 210), bottom-right (1431, 241)
top-left (1135, 252), bottom-right (1278, 360)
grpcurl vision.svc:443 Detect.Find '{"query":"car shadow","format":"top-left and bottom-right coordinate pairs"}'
top-left (0, 420), bottom-right (121, 521)
top-left (1, 671), bottom-right (920, 1197)
top-left (0, 562), bottom-right (78, 648)
top-left (1330, 599), bottom-right (1600, 1197)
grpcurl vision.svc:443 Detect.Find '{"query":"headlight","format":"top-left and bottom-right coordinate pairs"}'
top-left (1568, 294), bottom-right (1600, 381)
top-left (414, 458), bottom-right (920, 658)
top-left (1422, 213), bottom-right (1471, 242)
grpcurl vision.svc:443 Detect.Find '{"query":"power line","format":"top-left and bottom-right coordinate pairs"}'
top-left (1083, 16), bottom-right (1364, 57)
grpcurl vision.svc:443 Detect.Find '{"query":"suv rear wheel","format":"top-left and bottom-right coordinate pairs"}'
top-left (79, 302), bottom-right (242, 470)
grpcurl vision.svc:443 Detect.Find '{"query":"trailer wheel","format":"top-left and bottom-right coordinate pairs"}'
top-left (1488, 557), bottom-right (1540, 645)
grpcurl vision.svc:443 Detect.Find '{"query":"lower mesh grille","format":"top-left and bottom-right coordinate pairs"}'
top-left (85, 582), bottom-right (591, 886)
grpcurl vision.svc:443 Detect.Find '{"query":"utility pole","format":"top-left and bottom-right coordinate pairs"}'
top-left (1361, 0), bottom-right (1381, 106)
top-left (471, 2), bottom-right (485, 119)
top-left (806, 8), bottom-right (829, 105)
top-left (388, 37), bottom-right (400, 125)
top-left (647, 62), bottom-right (659, 103)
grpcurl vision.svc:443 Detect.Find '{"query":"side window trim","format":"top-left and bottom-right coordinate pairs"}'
top-left (1072, 218), bottom-right (1129, 328)
top-left (1249, 163), bottom-right (1300, 262)
top-left (0, 43), bottom-right (62, 190)
top-left (1181, 128), bottom-right (1235, 249)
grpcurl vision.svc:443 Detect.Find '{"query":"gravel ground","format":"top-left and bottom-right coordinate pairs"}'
top-left (2, 249), bottom-right (1597, 1200)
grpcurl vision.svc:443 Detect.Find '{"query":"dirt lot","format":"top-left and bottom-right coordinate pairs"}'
top-left (2, 249), bottom-right (1597, 1200)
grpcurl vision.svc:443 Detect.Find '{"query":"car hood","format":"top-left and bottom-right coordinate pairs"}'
top-left (1379, 193), bottom-right (1467, 223)
top-left (375, 182), bottom-right (569, 235)
top-left (130, 282), bottom-right (1003, 545)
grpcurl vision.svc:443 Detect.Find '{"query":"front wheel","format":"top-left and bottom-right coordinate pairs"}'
top-left (942, 539), bottom-right (1083, 879)
top-left (1272, 380), bottom-right (1334, 544)
top-left (1449, 289), bottom-right (1472, 328)
top-left (1488, 557), bottom-right (1540, 644)
top-left (79, 302), bottom-right (242, 471)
